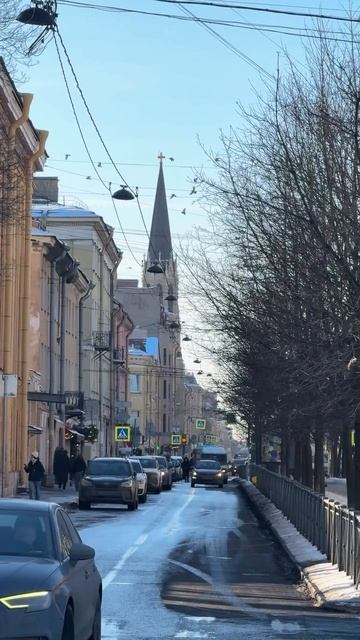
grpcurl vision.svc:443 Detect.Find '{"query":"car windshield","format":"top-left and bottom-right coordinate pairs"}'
top-left (87, 460), bottom-right (131, 476)
top-left (156, 457), bottom-right (167, 469)
top-left (196, 460), bottom-right (221, 470)
top-left (129, 460), bottom-right (142, 473)
top-left (0, 509), bottom-right (55, 558)
top-left (140, 458), bottom-right (157, 468)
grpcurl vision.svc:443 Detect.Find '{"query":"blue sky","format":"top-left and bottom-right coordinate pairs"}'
top-left (18, 0), bottom-right (354, 371)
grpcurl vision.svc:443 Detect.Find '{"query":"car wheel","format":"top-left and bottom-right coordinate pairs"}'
top-left (191, 482), bottom-right (195, 488)
top-left (128, 499), bottom-right (137, 511)
top-left (78, 500), bottom-right (91, 510)
top-left (218, 483), bottom-right (223, 489)
top-left (168, 483), bottom-right (172, 491)
top-left (155, 485), bottom-right (161, 494)
top-left (61, 604), bottom-right (74, 640)
top-left (89, 596), bottom-right (101, 640)
top-left (139, 493), bottom-right (147, 503)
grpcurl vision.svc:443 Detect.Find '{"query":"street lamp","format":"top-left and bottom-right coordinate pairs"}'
top-left (193, 358), bottom-right (201, 364)
top-left (112, 186), bottom-right (134, 201)
top-left (17, 2), bottom-right (57, 26)
top-left (182, 335), bottom-right (191, 342)
top-left (147, 262), bottom-right (164, 274)
top-left (165, 293), bottom-right (177, 302)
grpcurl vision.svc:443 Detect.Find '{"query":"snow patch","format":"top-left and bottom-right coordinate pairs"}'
top-left (271, 619), bottom-right (303, 634)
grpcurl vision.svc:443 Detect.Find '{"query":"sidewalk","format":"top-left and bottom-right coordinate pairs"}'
top-left (238, 479), bottom-right (360, 613)
top-left (12, 486), bottom-right (79, 510)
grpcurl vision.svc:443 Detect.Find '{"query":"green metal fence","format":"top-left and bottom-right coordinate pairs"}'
top-left (250, 464), bottom-right (360, 587)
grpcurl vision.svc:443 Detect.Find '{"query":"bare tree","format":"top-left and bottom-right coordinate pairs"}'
top-left (0, 1), bottom-right (41, 77)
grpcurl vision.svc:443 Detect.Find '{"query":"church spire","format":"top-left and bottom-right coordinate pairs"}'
top-left (147, 153), bottom-right (173, 265)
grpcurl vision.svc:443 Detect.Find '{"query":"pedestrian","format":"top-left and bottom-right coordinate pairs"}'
top-left (24, 451), bottom-right (45, 500)
top-left (182, 456), bottom-right (190, 483)
top-left (70, 451), bottom-right (87, 491)
top-left (54, 448), bottom-right (70, 490)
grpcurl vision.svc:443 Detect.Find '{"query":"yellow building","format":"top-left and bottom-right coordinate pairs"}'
top-left (0, 58), bottom-right (47, 495)
top-left (128, 337), bottom-right (161, 452)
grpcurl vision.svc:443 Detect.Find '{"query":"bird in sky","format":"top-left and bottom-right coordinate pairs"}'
top-left (86, 176), bottom-right (91, 180)
top-left (169, 157), bottom-right (175, 162)
top-left (65, 154), bottom-right (71, 160)
top-left (181, 208), bottom-right (186, 215)
top-left (97, 162), bottom-right (102, 168)
top-left (170, 193), bottom-right (176, 199)
top-left (190, 187), bottom-right (197, 195)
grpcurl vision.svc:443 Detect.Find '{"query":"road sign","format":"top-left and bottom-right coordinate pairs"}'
top-left (114, 425), bottom-right (131, 442)
top-left (195, 418), bottom-right (206, 430)
top-left (171, 434), bottom-right (181, 446)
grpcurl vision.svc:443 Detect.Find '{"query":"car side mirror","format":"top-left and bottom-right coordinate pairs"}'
top-left (69, 543), bottom-right (95, 565)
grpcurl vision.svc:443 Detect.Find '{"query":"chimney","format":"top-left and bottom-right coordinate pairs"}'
top-left (33, 177), bottom-right (59, 204)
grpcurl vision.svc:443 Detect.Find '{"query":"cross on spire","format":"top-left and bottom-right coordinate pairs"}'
top-left (158, 152), bottom-right (165, 163)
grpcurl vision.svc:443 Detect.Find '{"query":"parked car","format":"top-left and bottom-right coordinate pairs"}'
top-left (191, 459), bottom-right (224, 488)
top-left (171, 456), bottom-right (183, 481)
top-left (137, 456), bottom-right (162, 493)
top-left (79, 457), bottom-right (138, 510)
top-left (0, 499), bottom-right (101, 640)
top-left (155, 455), bottom-right (173, 490)
top-left (129, 458), bottom-right (148, 503)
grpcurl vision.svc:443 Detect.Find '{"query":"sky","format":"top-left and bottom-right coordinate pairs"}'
top-left (16, 0), bottom-right (357, 376)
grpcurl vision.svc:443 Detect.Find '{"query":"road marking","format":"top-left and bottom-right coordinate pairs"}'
top-left (184, 617), bottom-right (215, 623)
top-left (135, 533), bottom-right (148, 546)
top-left (175, 633), bottom-right (208, 639)
top-left (166, 489), bottom-right (195, 535)
top-left (103, 545), bottom-right (137, 589)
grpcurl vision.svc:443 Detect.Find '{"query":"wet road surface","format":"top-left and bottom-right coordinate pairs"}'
top-left (71, 481), bottom-right (360, 639)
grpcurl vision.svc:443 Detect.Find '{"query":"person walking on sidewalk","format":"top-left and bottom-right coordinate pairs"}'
top-left (71, 451), bottom-right (86, 491)
top-left (24, 451), bottom-right (45, 500)
top-left (54, 449), bottom-right (70, 490)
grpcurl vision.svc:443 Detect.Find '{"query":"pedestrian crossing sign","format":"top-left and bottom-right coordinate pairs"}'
top-left (171, 434), bottom-right (181, 446)
top-left (195, 418), bottom-right (206, 430)
top-left (114, 425), bottom-right (131, 442)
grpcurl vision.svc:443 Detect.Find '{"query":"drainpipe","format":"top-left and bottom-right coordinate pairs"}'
top-left (48, 245), bottom-right (68, 481)
top-left (2, 95), bottom-right (33, 491)
top-left (59, 260), bottom-right (80, 426)
top-left (109, 258), bottom-right (122, 456)
top-left (78, 281), bottom-right (95, 399)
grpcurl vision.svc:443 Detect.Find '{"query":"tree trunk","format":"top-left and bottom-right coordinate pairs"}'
top-left (314, 425), bottom-right (325, 494)
top-left (281, 424), bottom-right (288, 475)
top-left (294, 439), bottom-right (302, 481)
top-left (343, 424), bottom-right (355, 508)
top-left (302, 434), bottom-right (313, 488)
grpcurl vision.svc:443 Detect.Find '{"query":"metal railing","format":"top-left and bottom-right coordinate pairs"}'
top-left (250, 464), bottom-right (360, 588)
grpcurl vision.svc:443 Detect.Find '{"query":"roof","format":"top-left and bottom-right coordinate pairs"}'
top-left (0, 499), bottom-right (52, 512)
top-left (147, 161), bottom-right (173, 264)
top-left (32, 207), bottom-right (98, 219)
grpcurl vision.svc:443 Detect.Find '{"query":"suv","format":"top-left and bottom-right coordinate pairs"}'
top-left (79, 457), bottom-right (138, 510)
top-left (155, 456), bottom-right (172, 490)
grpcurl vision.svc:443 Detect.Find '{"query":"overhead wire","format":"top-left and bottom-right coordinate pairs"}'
top-left (53, 33), bottom-right (146, 276)
top-left (55, 28), bottom-right (174, 292)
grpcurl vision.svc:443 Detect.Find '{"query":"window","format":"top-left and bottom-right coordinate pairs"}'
top-left (163, 348), bottom-right (167, 364)
top-left (163, 379), bottom-right (167, 399)
top-left (162, 413), bottom-right (167, 433)
top-left (60, 510), bottom-right (81, 544)
top-left (130, 374), bottom-right (141, 393)
top-left (56, 511), bottom-right (73, 559)
top-left (87, 460), bottom-right (131, 476)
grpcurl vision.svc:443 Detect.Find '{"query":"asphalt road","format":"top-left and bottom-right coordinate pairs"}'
top-left (69, 481), bottom-right (360, 640)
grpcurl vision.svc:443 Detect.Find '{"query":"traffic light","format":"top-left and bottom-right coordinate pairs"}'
top-left (181, 434), bottom-right (188, 444)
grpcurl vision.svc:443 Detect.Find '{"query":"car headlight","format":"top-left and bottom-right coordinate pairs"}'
top-left (217, 472), bottom-right (222, 477)
top-left (121, 479), bottom-right (133, 487)
top-left (81, 478), bottom-right (92, 486)
top-left (0, 591), bottom-right (51, 611)
top-left (161, 471), bottom-right (166, 476)
top-left (192, 472), bottom-right (197, 476)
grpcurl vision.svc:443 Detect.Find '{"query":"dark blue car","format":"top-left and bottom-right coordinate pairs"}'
top-left (0, 500), bottom-right (101, 640)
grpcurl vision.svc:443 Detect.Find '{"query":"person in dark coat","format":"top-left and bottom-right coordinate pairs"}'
top-left (70, 452), bottom-right (87, 491)
top-left (24, 451), bottom-right (45, 500)
top-left (182, 456), bottom-right (191, 483)
top-left (54, 448), bottom-right (70, 489)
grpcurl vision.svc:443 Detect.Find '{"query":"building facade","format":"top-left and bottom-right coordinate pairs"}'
top-left (0, 58), bottom-right (47, 495)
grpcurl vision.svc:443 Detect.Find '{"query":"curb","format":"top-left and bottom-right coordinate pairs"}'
top-left (237, 479), bottom-right (360, 614)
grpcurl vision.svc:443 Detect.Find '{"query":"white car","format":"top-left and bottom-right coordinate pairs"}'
top-left (129, 459), bottom-right (148, 503)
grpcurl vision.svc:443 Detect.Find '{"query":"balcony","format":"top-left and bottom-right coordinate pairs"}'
top-left (93, 331), bottom-right (111, 351)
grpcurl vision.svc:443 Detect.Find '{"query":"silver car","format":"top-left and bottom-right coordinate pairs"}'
top-left (129, 458), bottom-right (148, 503)
top-left (137, 456), bottom-right (162, 493)
top-left (0, 499), bottom-right (101, 640)
top-left (79, 457), bottom-right (138, 510)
